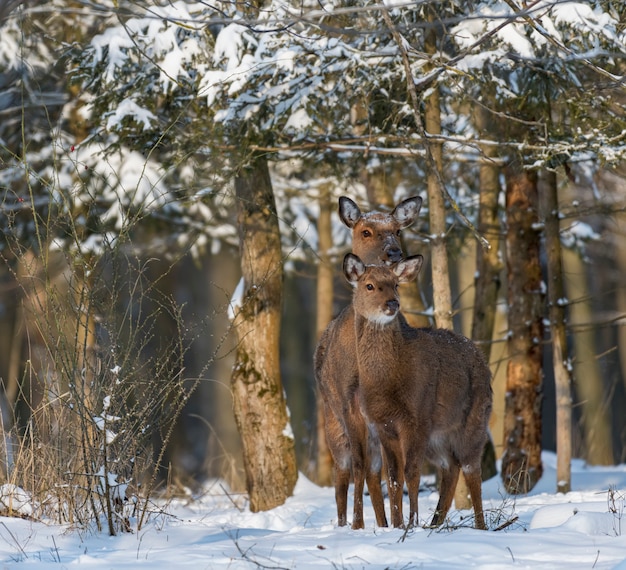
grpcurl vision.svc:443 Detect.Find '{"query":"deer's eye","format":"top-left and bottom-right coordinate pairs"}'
top-left (366, 283), bottom-right (374, 291)
top-left (396, 229), bottom-right (401, 236)
top-left (362, 229), bottom-right (372, 238)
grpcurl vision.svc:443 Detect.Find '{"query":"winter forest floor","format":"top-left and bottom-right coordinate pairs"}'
top-left (0, 452), bottom-right (625, 569)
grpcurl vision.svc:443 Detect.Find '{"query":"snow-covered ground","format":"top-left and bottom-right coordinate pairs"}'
top-left (1, 452), bottom-right (625, 569)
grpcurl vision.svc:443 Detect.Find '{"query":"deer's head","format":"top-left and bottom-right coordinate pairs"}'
top-left (343, 253), bottom-right (423, 326)
top-left (339, 196), bottom-right (422, 265)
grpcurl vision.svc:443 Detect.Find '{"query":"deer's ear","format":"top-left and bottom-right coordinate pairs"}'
top-left (392, 196), bottom-right (422, 228)
top-left (343, 253), bottom-right (366, 285)
top-left (393, 255), bottom-right (423, 283)
top-left (338, 196), bottom-right (361, 229)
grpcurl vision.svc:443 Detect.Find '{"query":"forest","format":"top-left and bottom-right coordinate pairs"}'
top-left (0, 0), bottom-right (625, 531)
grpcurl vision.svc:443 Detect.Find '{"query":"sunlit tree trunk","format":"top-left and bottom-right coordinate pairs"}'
top-left (424, 72), bottom-right (453, 332)
top-left (501, 164), bottom-right (544, 494)
top-left (423, 24), bottom-right (467, 510)
top-left (0, 256), bottom-right (20, 477)
top-left (617, 212), bottom-right (626, 450)
top-left (471, 107), bottom-right (503, 364)
top-left (562, 247), bottom-right (614, 466)
top-left (230, 156), bottom-right (297, 511)
top-left (540, 170), bottom-right (572, 493)
top-left (194, 247), bottom-right (244, 489)
top-left (315, 183), bottom-right (333, 486)
top-left (470, 104), bottom-right (502, 481)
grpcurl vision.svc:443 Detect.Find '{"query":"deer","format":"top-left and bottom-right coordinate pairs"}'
top-left (314, 195), bottom-right (422, 530)
top-left (343, 253), bottom-right (493, 530)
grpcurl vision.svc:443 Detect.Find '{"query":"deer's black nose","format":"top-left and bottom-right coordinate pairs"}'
top-left (386, 300), bottom-right (399, 313)
top-left (386, 247), bottom-right (402, 262)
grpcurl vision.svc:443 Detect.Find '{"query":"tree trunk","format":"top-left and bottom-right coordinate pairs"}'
top-left (562, 247), bottom-right (614, 465)
top-left (471, 107), bottom-right (503, 364)
top-left (501, 164), bottom-right (544, 494)
top-left (423, 25), bottom-right (466, 509)
top-left (315, 184), bottom-right (334, 487)
top-left (470, 104), bottom-right (502, 481)
top-left (0, 257), bottom-right (19, 477)
top-left (230, 156), bottom-right (297, 512)
top-left (617, 211), bottom-right (626, 455)
top-left (540, 170), bottom-right (572, 493)
top-left (424, 63), bottom-right (453, 333)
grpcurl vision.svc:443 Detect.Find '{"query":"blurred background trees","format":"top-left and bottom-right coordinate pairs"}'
top-left (1, 0), bottom-right (625, 519)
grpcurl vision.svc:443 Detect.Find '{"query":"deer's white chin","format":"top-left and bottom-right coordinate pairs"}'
top-left (369, 313), bottom-right (396, 327)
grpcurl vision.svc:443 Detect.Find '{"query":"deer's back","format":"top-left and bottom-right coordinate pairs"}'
top-left (314, 305), bottom-right (360, 413)
top-left (409, 328), bottom-right (492, 466)
top-left (408, 327), bottom-right (490, 411)
top-left (357, 325), bottom-right (491, 440)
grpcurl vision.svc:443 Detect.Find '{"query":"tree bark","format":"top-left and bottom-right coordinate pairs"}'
top-left (424, 60), bottom-right (453, 333)
top-left (315, 184), bottom-right (334, 487)
top-left (423, 25), bottom-right (466, 509)
top-left (470, 104), bottom-right (502, 481)
top-left (501, 164), bottom-right (544, 494)
top-left (540, 170), bottom-right (572, 493)
top-left (617, 211), bottom-right (626, 451)
top-left (471, 106), bottom-right (503, 364)
top-left (562, 247), bottom-right (614, 465)
top-left (230, 156), bottom-right (297, 512)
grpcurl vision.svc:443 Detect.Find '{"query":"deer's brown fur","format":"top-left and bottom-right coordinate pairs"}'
top-left (314, 195), bottom-right (421, 529)
top-left (344, 253), bottom-right (492, 530)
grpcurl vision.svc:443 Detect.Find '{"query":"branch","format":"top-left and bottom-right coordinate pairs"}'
top-left (0, 0), bottom-right (23, 23)
top-left (380, 7), bottom-right (491, 251)
top-left (243, 128), bottom-right (626, 162)
top-left (502, 0), bottom-right (625, 85)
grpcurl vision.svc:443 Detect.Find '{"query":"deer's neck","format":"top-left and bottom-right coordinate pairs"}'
top-left (354, 314), bottom-right (402, 381)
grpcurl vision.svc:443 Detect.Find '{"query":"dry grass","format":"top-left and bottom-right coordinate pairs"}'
top-left (0, 243), bottom-right (226, 535)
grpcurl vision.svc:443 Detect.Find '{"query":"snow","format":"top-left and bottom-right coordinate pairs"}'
top-left (284, 107), bottom-right (314, 132)
top-left (92, 415), bottom-right (119, 444)
top-left (0, 19), bottom-right (23, 71)
top-left (1, 452), bottom-right (625, 568)
top-left (451, 1), bottom-right (624, 76)
top-left (69, 142), bottom-right (172, 232)
top-left (105, 98), bottom-right (157, 131)
top-left (561, 221), bottom-right (600, 249)
top-left (90, 27), bottom-right (136, 84)
top-left (0, 485), bottom-right (33, 517)
top-left (551, 2), bottom-right (619, 41)
top-left (89, 1), bottom-right (204, 92)
top-left (199, 23), bottom-right (255, 107)
top-left (228, 277), bottom-right (245, 321)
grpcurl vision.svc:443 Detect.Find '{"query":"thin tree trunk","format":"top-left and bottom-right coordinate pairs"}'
top-left (424, 69), bottom-right (453, 332)
top-left (423, 25), bottom-right (466, 510)
top-left (0, 258), bottom-right (19, 477)
top-left (381, 2), bottom-right (467, 511)
top-left (501, 165), bottom-right (544, 494)
top-left (562, 247), bottom-right (614, 465)
top-left (230, 156), bottom-right (297, 512)
top-left (471, 107), bottom-right (503, 364)
top-left (470, 104), bottom-right (502, 481)
top-left (617, 212), bottom-right (626, 461)
top-left (315, 184), bottom-right (333, 487)
top-left (201, 248), bottom-right (244, 490)
top-left (541, 170), bottom-right (572, 493)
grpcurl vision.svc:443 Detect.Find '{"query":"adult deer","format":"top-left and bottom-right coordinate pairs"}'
top-left (343, 253), bottom-right (492, 530)
top-left (314, 195), bottom-right (422, 529)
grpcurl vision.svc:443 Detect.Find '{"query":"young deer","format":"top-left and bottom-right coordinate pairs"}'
top-left (343, 253), bottom-right (493, 530)
top-left (314, 195), bottom-right (422, 530)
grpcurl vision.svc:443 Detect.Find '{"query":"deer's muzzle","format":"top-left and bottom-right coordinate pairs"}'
top-left (385, 299), bottom-right (400, 314)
